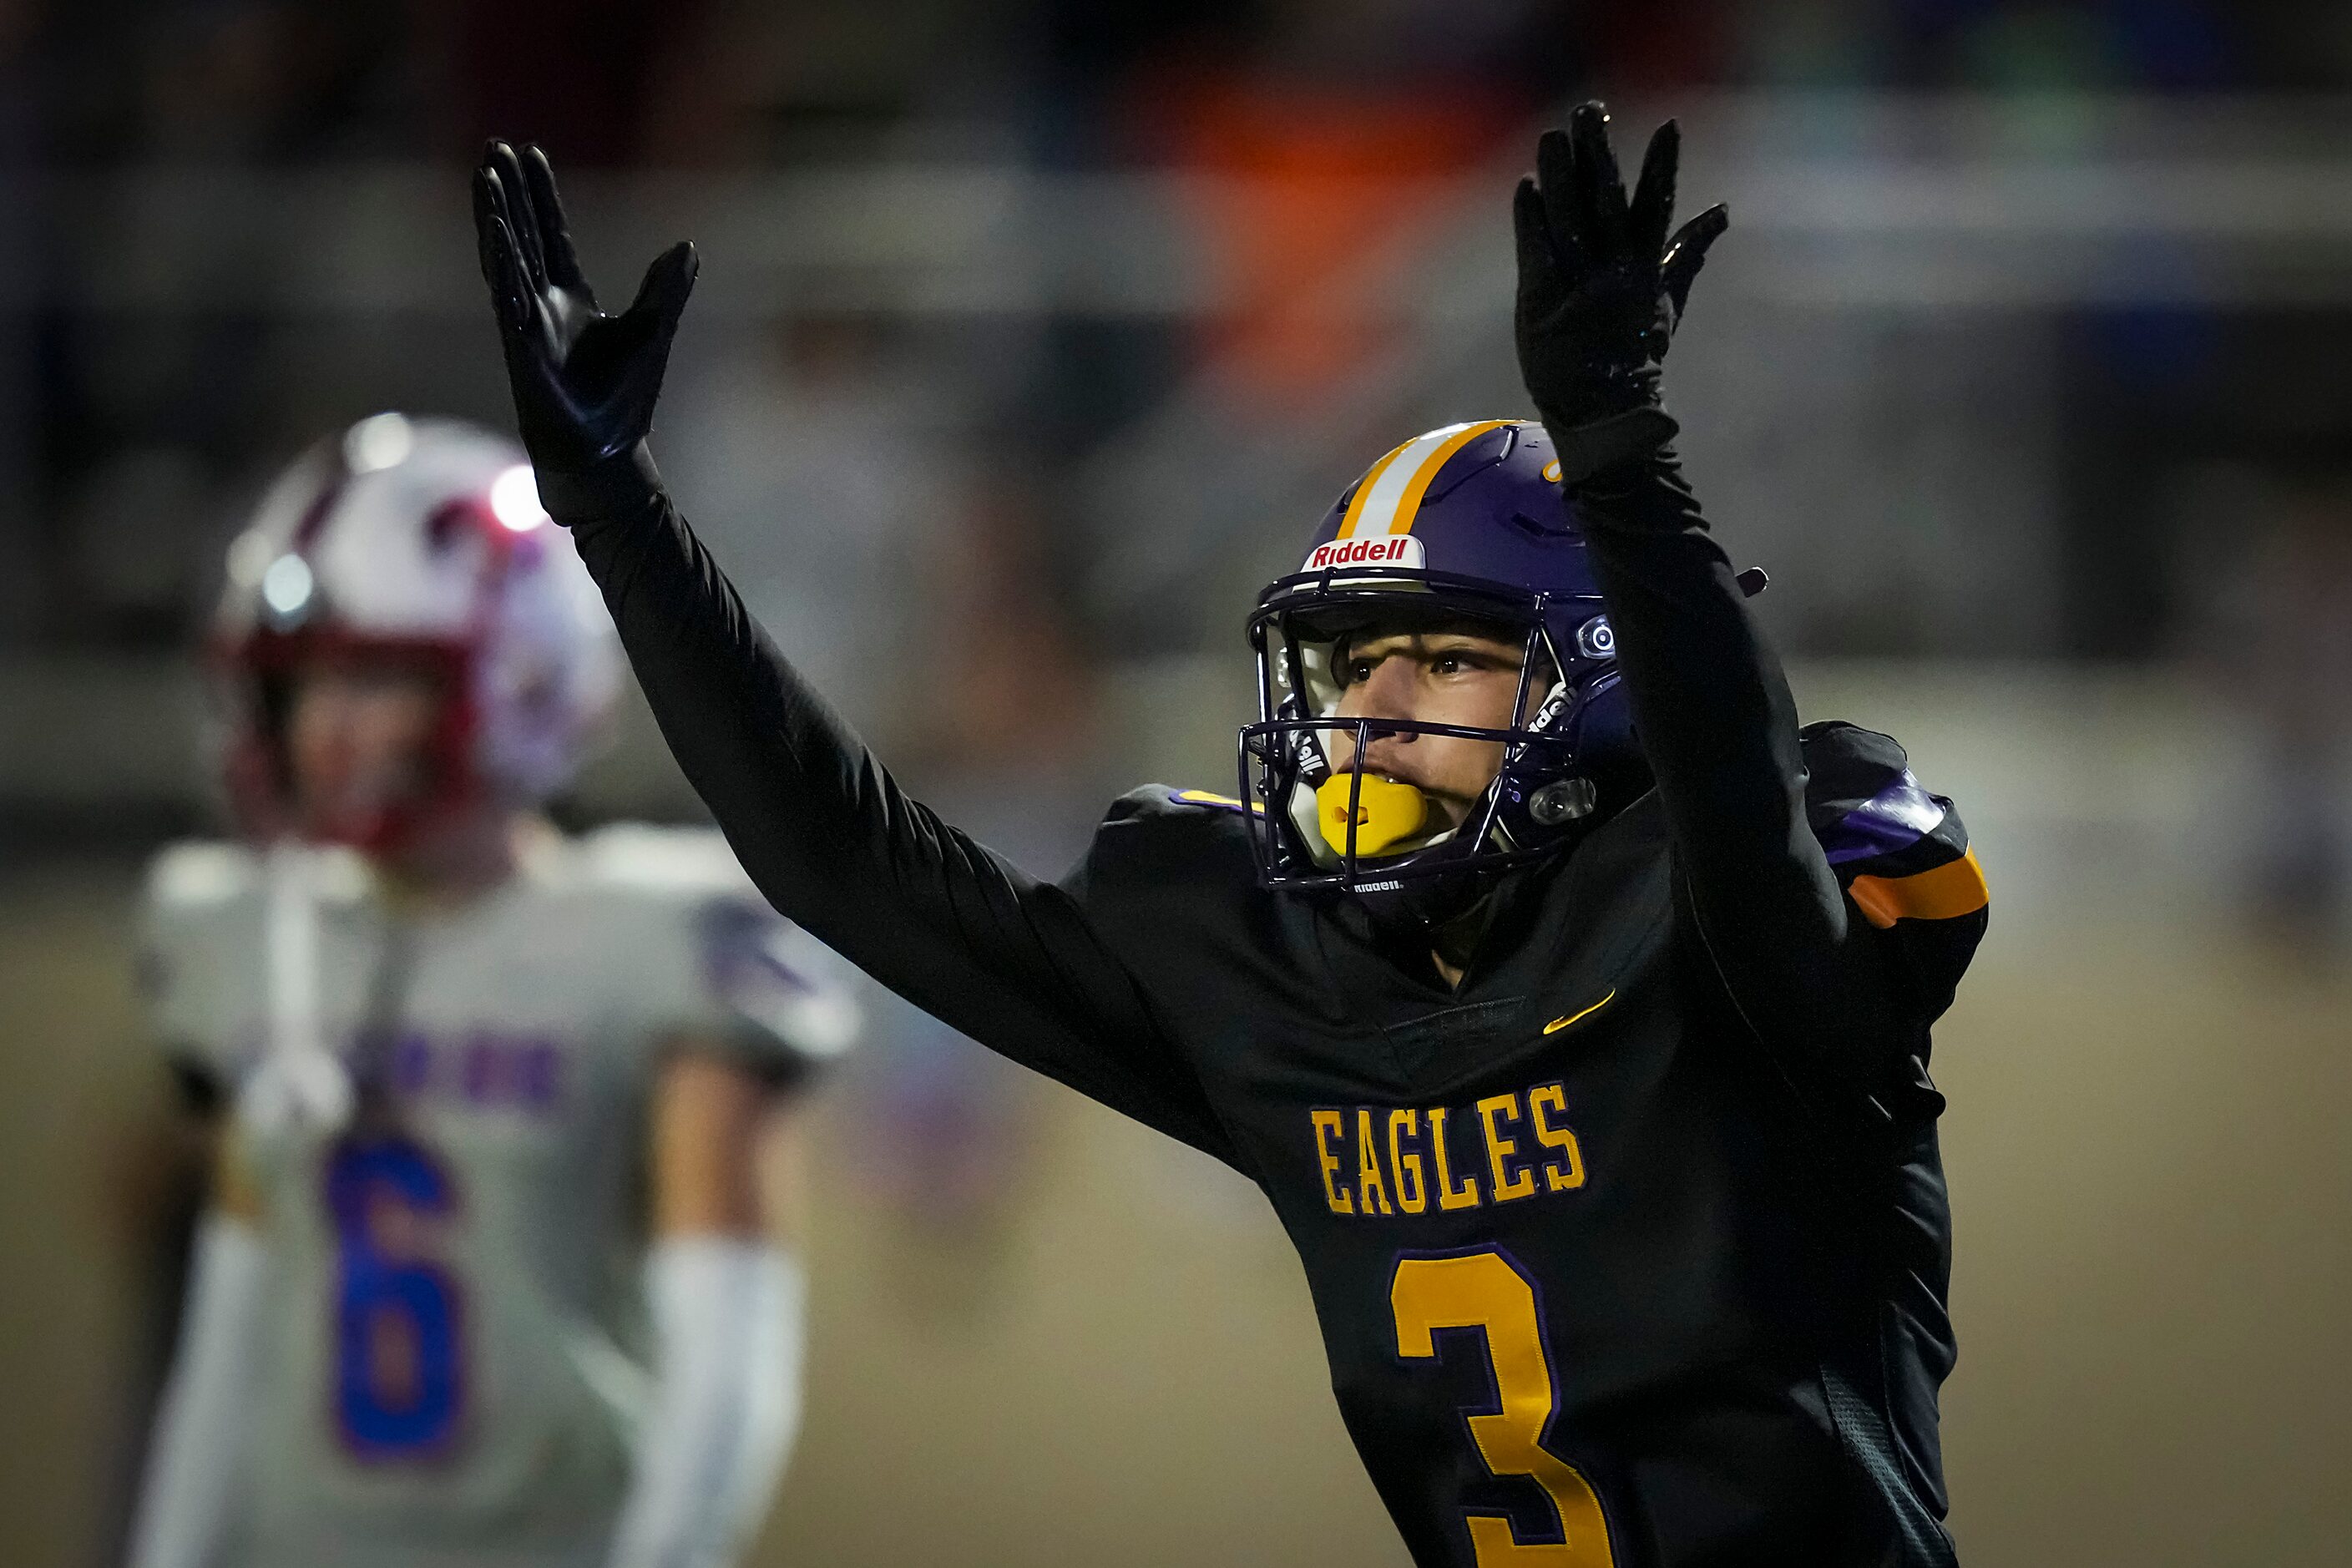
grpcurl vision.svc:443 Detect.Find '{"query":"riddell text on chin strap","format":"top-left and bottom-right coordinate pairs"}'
top-left (1317, 774), bottom-right (1430, 857)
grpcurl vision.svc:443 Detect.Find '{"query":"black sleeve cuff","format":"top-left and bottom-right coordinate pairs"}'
top-left (1540, 406), bottom-right (1681, 488)
top-left (534, 441), bottom-right (665, 525)
top-left (1561, 450), bottom-right (1710, 536)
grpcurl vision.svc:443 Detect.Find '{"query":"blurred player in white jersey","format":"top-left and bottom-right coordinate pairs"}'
top-left (125, 413), bottom-right (859, 1568)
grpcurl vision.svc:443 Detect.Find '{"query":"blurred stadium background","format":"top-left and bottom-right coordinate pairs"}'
top-left (5, 2), bottom-right (2352, 1563)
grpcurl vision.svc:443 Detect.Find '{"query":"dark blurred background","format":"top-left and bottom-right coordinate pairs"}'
top-left (6, 3), bottom-right (2352, 1564)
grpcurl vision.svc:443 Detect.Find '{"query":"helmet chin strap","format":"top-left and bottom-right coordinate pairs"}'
top-left (1356, 856), bottom-right (1501, 936)
top-left (1312, 733), bottom-right (1586, 938)
top-left (240, 840), bottom-right (355, 1136)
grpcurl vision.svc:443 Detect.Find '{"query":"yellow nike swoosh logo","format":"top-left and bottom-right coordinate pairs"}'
top-left (1542, 990), bottom-right (1616, 1036)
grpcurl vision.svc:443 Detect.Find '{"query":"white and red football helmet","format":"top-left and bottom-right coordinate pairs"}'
top-left (213, 413), bottom-right (620, 852)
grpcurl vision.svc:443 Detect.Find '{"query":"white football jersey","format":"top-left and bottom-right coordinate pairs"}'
top-left (139, 825), bottom-right (858, 1568)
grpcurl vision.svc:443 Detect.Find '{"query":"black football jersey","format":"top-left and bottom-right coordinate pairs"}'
top-left (1072, 718), bottom-right (1977, 1566)
top-left (559, 453), bottom-right (1986, 1566)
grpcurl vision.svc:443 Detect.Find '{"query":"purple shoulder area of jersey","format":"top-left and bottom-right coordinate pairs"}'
top-left (699, 896), bottom-right (817, 997)
top-left (1819, 769), bottom-right (1949, 864)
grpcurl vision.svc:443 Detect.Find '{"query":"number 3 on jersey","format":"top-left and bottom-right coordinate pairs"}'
top-left (1391, 1249), bottom-right (1616, 1565)
top-left (323, 1136), bottom-right (464, 1459)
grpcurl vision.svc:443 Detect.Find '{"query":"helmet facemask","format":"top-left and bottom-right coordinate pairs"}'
top-left (232, 635), bottom-right (480, 856)
top-left (1240, 573), bottom-right (1625, 927)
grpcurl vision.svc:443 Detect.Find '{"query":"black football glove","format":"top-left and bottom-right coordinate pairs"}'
top-left (472, 140), bottom-right (696, 515)
top-left (1513, 102), bottom-right (1729, 488)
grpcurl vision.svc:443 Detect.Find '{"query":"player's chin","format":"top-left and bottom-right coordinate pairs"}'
top-left (295, 787), bottom-right (404, 846)
top-left (1422, 791), bottom-right (1488, 837)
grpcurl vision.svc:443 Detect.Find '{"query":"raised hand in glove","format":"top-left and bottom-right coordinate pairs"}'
top-left (472, 140), bottom-right (697, 517)
top-left (1514, 102), bottom-right (1728, 488)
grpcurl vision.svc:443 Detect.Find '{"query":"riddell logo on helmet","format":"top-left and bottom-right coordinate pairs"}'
top-left (1304, 535), bottom-right (1427, 574)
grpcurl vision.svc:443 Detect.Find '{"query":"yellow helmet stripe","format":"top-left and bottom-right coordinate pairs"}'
top-left (1334, 436), bottom-right (1419, 539)
top-left (1387, 420), bottom-right (1514, 536)
top-left (1336, 420), bottom-right (1513, 539)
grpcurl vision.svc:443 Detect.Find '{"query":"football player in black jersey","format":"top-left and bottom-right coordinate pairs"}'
top-left (469, 102), bottom-right (1989, 1567)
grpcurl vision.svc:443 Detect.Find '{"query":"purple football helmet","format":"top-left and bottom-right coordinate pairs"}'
top-left (1239, 419), bottom-right (1647, 924)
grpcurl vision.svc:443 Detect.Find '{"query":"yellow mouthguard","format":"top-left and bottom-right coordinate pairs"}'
top-left (1317, 774), bottom-right (1429, 857)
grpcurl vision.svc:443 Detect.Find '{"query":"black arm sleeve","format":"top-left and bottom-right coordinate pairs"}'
top-left (1571, 457), bottom-right (1915, 1092)
top-left (565, 481), bottom-right (1241, 1166)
